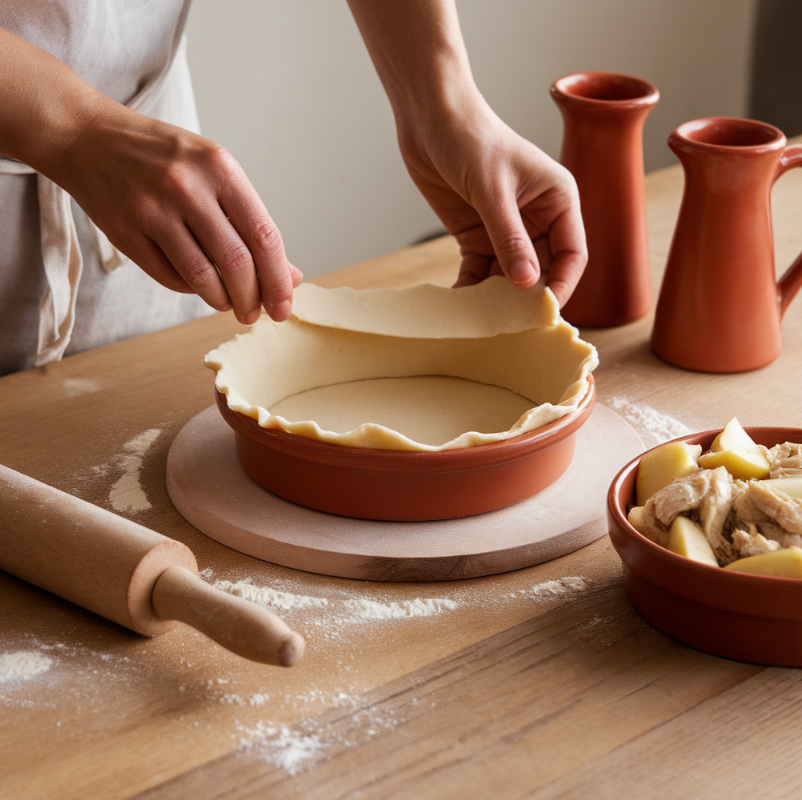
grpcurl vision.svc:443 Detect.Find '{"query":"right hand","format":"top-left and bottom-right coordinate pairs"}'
top-left (54, 96), bottom-right (302, 325)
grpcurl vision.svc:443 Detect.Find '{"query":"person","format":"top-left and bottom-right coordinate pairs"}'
top-left (0, 1), bottom-right (586, 376)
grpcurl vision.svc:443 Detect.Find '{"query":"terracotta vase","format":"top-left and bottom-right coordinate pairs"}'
top-left (551, 72), bottom-right (659, 326)
top-left (651, 117), bottom-right (802, 373)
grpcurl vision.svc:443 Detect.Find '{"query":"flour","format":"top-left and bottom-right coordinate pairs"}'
top-left (108, 428), bottom-right (162, 512)
top-left (238, 722), bottom-right (326, 775)
top-left (345, 597), bottom-right (458, 619)
top-left (206, 574), bottom-right (459, 621)
top-left (0, 651), bottom-right (54, 684)
top-left (608, 396), bottom-right (692, 447)
top-left (515, 576), bottom-right (592, 600)
top-left (212, 577), bottom-right (329, 610)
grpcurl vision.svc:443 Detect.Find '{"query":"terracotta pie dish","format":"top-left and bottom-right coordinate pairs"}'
top-left (206, 278), bottom-right (598, 521)
top-left (608, 426), bottom-right (802, 666)
top-left (215, 375), bottom-right (595, 521)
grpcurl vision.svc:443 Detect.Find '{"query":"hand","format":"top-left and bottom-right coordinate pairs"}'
top-left (53, 97), bottom-right (302, 325)
top-left (397, 93), bottom-right (586, 306)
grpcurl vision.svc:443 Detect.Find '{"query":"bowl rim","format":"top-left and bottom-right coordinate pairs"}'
top-left (608, 425), bottom-right (802, 598)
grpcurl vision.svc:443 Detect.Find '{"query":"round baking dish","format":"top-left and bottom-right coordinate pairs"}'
top-left (216, 374), bottom-right (595, 521)
top-left (608, 426), bottom-right (802, 666)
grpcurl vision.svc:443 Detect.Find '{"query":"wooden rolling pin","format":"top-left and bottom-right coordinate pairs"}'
top-left (0, 464), bottom-right (304, 667)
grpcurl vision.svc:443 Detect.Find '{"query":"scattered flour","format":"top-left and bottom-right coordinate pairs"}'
top-left (238, 722), bottom-right (325, 775)
top-left (608, 395), bottom-right (692, 447)
top-left (0, 651), bottom-right (54, 684)
top-left (108, 428), bottom-right (162, 513)
top-left (212, 577), bottom-right (329, 610)
top-left (522, 576), bottom-right (592, 599)
top-left (345, 597), bottom-right (458, 619)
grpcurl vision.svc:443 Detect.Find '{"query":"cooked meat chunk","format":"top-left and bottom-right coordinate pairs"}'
top-left (697, 467), bottom-right (736, 564)
top-left (732, 482), bottom-right (802, 548)
top-left (651, 469), bottom-right (714, 528)
top-left (767, 442), bottom-right (802, 478)
top-left (731, 523), bottom-right (781, 559)
top-left (746, 480), bottom-right (802, 534)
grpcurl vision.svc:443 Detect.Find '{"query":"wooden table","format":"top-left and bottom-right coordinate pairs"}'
top-left (3, 160), bottom-right (802, 800)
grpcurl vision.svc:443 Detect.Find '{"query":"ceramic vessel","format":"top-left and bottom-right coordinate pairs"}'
top-left (216, 376), bottom-right (595, 522)
top-left (608, 426), bottom-right (802, 667)
top-left (551, 72), bottom-right (659, 326)
top-left (651, 118), bottom-right (802, 373)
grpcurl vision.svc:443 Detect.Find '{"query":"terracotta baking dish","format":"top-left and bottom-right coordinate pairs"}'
top-left (216, 374), bottom-right (595, 521)
top-left (608, 426), bottom-right (802, 666)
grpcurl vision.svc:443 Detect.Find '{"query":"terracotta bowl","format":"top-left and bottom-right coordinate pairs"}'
top-left (216, 375), bottom-right (595, 522)
top-left (608, 426), bottom-right (802, 666)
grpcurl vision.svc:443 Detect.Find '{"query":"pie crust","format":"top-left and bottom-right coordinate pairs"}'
top-left (205, 277), bottom-right (598, 452)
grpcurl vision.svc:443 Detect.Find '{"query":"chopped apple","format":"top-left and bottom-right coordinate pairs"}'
top-left (698, 446), bottom-right (770, 481)
top-left (699, 417), bottom-right (771, 480)
top-left (635, 441), bottom-right (703, 505)
top-left (710, 416), bottom-right (757, 453)
top-left (666, 516), bottom-right (719, 567)
top-left (760, 477), bottom-right (802, 499)
top-left (724, 546), bottom-right (802, 578)
top-left (627, 505), bottom-right (647, 533)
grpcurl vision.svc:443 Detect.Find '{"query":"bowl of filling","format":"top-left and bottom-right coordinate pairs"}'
top-left (206, 277), bottom-right (598, 521)
top-left (608, 417), bottom-right (802, 665)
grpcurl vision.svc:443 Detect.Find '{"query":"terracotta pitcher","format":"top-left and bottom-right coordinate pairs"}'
top-left (551, 72), bottom-right (659, 326)
top-left (651, 117), bottom-right (802, 373)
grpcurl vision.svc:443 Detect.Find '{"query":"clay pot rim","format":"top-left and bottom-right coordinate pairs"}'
top-left (550, 71), bottom-right (659, 110)
top-left (216, 375), bottom-right (595, 473)
top-left (671, 117), bottom-right (786, 155)
top-left (608, 426), bottom-right (802, 609)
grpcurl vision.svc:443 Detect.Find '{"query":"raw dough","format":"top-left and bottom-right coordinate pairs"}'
top-left (270, 376), bottom-right (537, 448)
top-left (205, 277), bottom-right (598, 451)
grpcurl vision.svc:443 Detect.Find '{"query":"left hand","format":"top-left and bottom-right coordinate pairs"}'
top-left (396, 92), bottom-right (587, 306)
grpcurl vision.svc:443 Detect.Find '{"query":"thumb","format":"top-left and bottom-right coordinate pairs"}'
top-left (476, 193), bottom-right (540, 288)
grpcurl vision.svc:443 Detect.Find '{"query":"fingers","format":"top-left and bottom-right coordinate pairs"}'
top-left (472, 189), bottom-right (540, 289)
top-left (218, 166), bottom-right (296, 323)
top-left (541, 204), bottom-right (587, 307)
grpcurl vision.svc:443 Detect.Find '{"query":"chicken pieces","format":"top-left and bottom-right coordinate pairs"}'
top-left (637, 462), bottom-right (802, 566)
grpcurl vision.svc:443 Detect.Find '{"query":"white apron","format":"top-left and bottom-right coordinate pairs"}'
top-left (0, 0), bottom-right (212, 375)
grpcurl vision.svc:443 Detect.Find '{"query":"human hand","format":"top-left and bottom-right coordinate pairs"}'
top-left (396, 93), bottom-right (586, 306)
top-left (52, 97), bottom-right (302, 325)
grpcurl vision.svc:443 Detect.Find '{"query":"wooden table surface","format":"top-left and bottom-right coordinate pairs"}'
top-left (4, 159), bottom-right (802, 800)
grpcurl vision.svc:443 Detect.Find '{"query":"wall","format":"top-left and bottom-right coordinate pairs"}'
top-left (186, 0), bottom-right (756, 279)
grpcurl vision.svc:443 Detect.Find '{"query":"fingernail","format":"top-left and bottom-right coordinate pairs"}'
top-left (243, 309), bottom-right (261, 325)
top-left (265, 300), bottom-right (292, 321)
top-left (509, 261), bottom-right (537, 286)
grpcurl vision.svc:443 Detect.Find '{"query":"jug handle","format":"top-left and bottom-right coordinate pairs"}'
top-left (775, 145), bottom-right (802, 317)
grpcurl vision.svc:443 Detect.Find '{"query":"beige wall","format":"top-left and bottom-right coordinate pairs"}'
top-left (186, 0), bottom-right (756, 279)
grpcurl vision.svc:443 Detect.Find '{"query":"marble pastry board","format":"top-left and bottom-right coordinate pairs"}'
top-left (166, 404), bottom-right (643, 581)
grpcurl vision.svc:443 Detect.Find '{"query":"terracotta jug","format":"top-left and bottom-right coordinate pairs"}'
top-left (651, 117), bottom-right (802, 373)
top-left (551, 72), bottom-right (659, 326)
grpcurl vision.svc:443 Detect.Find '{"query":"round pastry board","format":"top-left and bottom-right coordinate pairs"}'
top-left (166, 404), bottom-right (643, 581)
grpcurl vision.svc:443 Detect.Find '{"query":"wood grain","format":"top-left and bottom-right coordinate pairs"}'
top-left (3, 150), bottom-right (802, 800)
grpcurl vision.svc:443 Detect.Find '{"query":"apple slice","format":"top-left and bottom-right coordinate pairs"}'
top-left (760, 477), bottom-right (802, 498)
top-left (698, 446), bottom-right (770, 481)
top-left (698, 417), bottom-right (770, 480)
top-left (724, 546), bottom-right (802, 578)
top-left (635, 441), bottom-right (702, 505)
top-left (710, 416), bottom-right (757, 453)
top-left (627, 505), bottom-right (647, 533)
top-left (666, 516), bottom-right (718, 567)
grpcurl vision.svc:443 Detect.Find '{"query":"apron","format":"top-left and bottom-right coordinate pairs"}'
top-left (0, 1), bottom-right (212, 374)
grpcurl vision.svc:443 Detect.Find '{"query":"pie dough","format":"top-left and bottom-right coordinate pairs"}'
top-left (205, 277), bottom-right (598, 452)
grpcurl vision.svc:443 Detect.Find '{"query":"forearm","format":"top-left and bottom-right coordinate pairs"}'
top-left (346, 0), bottom-right (480, 121)
top-left (0, 26), bottom-right (108, 181)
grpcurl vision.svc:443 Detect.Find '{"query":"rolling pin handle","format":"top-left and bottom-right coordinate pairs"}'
top-left (150, 566), bottom-right (305, 667)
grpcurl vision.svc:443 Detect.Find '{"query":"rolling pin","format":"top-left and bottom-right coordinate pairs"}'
top-left (0, 464), bottom-right (304, 667)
